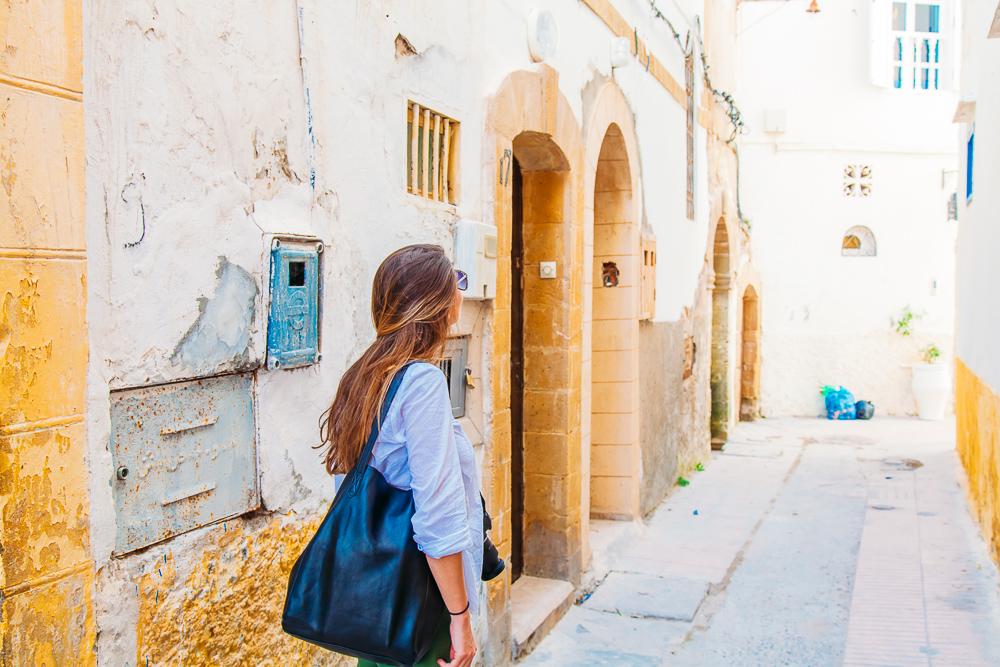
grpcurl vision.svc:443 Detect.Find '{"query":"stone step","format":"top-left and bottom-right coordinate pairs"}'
top-left (510, 575), bottom-right (575, 660)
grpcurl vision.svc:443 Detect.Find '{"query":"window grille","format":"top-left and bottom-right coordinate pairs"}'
top-left (438, 336), bottom-right (469, 418)
top-left (843, 164), bottom-right (872, 197)
top-left (407, 102), bottom-right (459, 204)
top-left (890, 2), bottom-right (943, 90)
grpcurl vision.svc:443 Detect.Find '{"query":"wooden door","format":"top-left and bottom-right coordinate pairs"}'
top-left (510, 158), bottom-right (525, 582)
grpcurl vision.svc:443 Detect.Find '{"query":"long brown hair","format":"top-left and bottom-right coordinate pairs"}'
top-left (319, 244), bottom-right (456, 474)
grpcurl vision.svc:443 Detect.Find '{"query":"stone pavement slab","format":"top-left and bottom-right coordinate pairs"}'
top-left (520, 606), bottom-right (688, 666)
top-left (583, 573), bottom-right (708, 622)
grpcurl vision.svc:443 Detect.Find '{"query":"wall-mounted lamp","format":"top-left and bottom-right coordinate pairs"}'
top-left (610, 36), bottom-right (631, 69)
top-left (806, 0), bottom-right (820, 13)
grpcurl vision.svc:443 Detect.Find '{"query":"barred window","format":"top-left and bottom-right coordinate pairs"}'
top-left (407, 102), bottom-right (459, 204)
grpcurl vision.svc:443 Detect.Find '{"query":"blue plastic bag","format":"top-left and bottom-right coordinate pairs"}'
top-left (821, 385), bottom-right (857, 420)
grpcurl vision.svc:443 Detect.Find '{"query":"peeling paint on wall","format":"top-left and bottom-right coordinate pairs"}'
top-left (170, 257), bottom-right (258, 375)
top-left (1, 0), bottom-right (93, 661)
top-left (639, 271), bottom-right (713, 515)
top-left (2, 566), bottom-right (96, 665)
top-left (130, 515), bottom-right (344, 666)
top-left (956, 359), bottom-right (1000, 563)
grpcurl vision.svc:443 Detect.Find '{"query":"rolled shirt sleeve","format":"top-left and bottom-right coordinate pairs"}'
top-left (399, 366), bottom-right (474, 559)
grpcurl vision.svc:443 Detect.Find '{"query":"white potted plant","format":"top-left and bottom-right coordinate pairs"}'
top-left (911, 343), bottom-right (950, 420)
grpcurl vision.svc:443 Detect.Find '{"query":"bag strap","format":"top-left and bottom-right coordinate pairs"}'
top-left (346, 361), bottom-right (415, 497)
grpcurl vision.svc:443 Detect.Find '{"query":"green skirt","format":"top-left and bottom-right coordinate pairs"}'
top-left (356, 614), bottom-right (451, 667)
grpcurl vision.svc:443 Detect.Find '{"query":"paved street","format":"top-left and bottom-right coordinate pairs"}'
top-left (522, 418), bottom-right (1000, 666)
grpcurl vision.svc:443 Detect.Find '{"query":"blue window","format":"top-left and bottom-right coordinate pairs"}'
top-left (915, 4), bottom-right (940, 33)
top-left (966, 129), bottom-right (974, 200)
top-left (890, 2), bottom-right (943, 91)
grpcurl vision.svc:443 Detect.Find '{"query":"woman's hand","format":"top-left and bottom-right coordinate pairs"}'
top-left (426, 553), bottom-right (476, 666)
top-left (439, 612), bottom-right (476, 667)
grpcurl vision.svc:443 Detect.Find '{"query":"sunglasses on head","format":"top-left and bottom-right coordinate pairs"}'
top-left (455, 269), bottom-right (469, 292)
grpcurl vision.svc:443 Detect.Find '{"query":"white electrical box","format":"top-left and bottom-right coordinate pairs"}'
top-left (763, 108), bottom-right (787, 134)
top-left (454, 220), bottom-right (497, 300)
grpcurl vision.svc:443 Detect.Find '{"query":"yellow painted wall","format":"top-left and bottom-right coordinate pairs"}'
top-left (955, 358), bottom-right (1000, 563)
top-left (0, 0), bottom-right (95, 662)
top-left (133, 516), bottom-right (344, 666)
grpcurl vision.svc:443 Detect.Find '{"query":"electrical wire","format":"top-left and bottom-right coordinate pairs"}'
top-left (646, 2), bottom-right (747, 144)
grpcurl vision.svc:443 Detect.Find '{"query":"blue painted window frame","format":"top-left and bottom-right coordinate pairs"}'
top-left (966, 128), bottom-right (974, 201)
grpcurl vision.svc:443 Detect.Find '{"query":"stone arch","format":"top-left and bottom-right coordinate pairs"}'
top-left (580, 81), bottom-right (642, 534)
top-left (710, 218), bottom-right (732, 447)
top-left (484, 66), bottom-right (585, 615)
top-left (842, 225), bottom-right (877, 257)
top-left (739, 284), bottom-right (761, 421)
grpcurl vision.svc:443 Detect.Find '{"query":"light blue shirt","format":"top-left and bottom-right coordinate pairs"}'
top-left (369, 362), bottom-right (484, 614)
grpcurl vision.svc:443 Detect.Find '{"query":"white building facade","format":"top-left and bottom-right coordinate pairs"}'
top-left (954, 1), bottom-right (1000, 566)
top-left (59, 1), bottom-right (756, 664)
top-left (737, 0), bottom-right (958, 417)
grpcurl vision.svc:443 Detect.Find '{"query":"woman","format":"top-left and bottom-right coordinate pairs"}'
top-left (319, 244), bottom-right (483, 667)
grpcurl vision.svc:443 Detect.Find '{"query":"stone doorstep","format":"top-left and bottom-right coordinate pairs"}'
top-left (510, 575), bottom-right (576, 660)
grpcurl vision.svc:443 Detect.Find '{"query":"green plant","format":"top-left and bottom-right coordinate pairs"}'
top-left (677, 476), bottom-right (690, 487)
top-left (921, 343), bottom-right (942, 364)
top-left (893, 306), bottom-right (922, 337)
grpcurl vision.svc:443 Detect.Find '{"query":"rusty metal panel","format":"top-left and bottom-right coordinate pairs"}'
top-left (109, 373), bottom-right (258, 553)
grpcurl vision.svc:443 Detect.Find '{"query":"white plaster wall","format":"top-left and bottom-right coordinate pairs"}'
top-left (737, 0), bottom-right (957, 416)
top-left (955, 0), bottom-right (1000, 392)
top-left (84, 0), bottom-right (733, 658)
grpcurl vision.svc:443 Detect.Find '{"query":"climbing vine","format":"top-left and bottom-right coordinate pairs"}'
top-left (647, 1), bottom-right (746, 143)
top-left (646, 2), bottom-right (749, 228)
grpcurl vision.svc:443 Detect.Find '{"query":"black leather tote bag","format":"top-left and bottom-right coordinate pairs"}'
top-left (282, 364), bottom-right (446, 665)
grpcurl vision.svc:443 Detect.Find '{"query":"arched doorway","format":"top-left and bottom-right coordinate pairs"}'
top-left (740, 285), bottom-right (760, 421)
top-left (484, 67), bottom-right (585, 606)
top-left (508, 130), bottom-right (573, 583)
top-left (710, 220), bottom-right (731, 448)
top-left (588, 124), bottom-right (640, 519)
